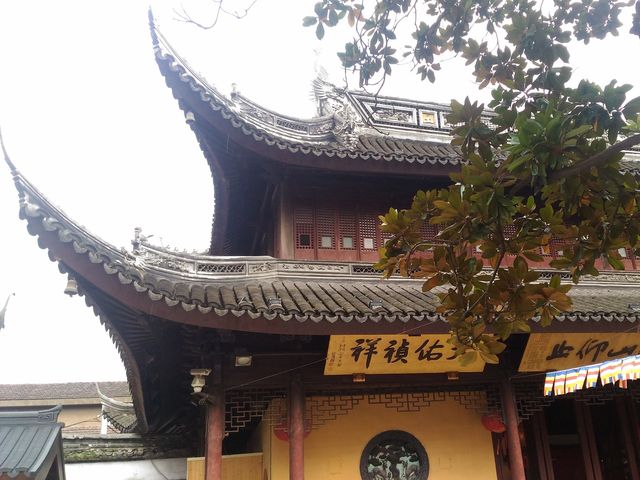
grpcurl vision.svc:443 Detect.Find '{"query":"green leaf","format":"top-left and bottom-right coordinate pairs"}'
top-left (624, 96), bottom-right (640, 117)
top-left (506, 152), bottom-right (533, 172)
top-left (315, 22), bottom-right (325, 40)
top-left (479, 351), bottom-right (499, 364)
top-left (607, 254), bottom-right (625, 270)
top-left (426, 69), bottom-right (435, 83)
top-left (459, 350), bottom-right (478, 366)
top-left (565, 124), bottom-right (593, 139)
top-left (302, 16), bottom-right (318, 27)
top-left (513, 256), bottom-right (528, 277)
top-left (523, 250), bottom-right (544, 262)
top-left (540, 204), bottom-right (554, 223)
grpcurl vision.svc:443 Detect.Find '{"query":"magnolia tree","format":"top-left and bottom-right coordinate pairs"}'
top-left (303, 0), bottom-right (640, 364)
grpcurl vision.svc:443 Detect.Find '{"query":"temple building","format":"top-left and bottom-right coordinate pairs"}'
top-left (6, 12), bottom-right (640, 480)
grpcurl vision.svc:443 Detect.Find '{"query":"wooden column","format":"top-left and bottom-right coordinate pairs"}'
top-left (501, 378), bottom-right (526, 480)
top-left (616, 398), bottom-right (640, 480)
top-left (289, 376), bottom-right (305, 480)
top-left (205, 386), bottom-right (225, 480)
top-left (531, 411), bottom-right (554, 480)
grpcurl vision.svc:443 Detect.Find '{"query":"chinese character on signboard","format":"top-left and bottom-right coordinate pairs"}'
top-left (323, 335), bottom-right (485, 375)
top-left (519, 333), bottom-right (640, 372)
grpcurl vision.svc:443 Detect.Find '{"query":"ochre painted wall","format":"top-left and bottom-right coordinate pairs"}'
top-left (260, 394), bottom-right (497, 480)
top-left (187, 453), bottom-right (263, 480)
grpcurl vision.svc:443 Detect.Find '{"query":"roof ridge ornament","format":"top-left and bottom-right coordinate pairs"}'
top-left (0, 126), bottom-right (18, 175)
top-left (0, 293), bottom-right (15, 331)
top-left (312, 78), bottom-right (364, 148)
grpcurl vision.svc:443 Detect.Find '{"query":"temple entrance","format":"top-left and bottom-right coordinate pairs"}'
top-left (520, 395), bottom-right (640, 480)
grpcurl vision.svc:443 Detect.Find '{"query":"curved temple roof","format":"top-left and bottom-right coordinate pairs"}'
top-left (149, 13), bottom-right (640, 171)
top-left (6, 151), bottom-right (640, 434)
top-left (3, 15), bottom-right (640, 433)
top-left (9, 165), bottom-right (640, 332)
top-left (150, 14), bottom-right (466, 170)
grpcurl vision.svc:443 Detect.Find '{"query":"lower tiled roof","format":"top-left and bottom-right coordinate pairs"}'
top-left (0, 382), bottom-right (130, 402)
top-left (11, 168), bottom-right (640, 326)
top-left (0, 406), bottom-right (63, 478)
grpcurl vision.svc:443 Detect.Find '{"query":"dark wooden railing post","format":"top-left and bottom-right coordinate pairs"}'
top-left (289, 376), bottom-right (305, 480)
top-left (205, 386), bottom-right (224, 480)
top-left (501, 378), bottom-right (526, 480)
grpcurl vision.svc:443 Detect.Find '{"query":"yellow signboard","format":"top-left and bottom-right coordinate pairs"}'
top-left (519, 333), bottom-right (640, 372)
top-left (323, 335), bottom-right (485, 375)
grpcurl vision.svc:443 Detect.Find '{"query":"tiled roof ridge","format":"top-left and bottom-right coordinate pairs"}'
top-left (0, 381), bottom-right (130, 401)
top-left (150, 18), bottom-right (467, 167)
top-left (149, 17), bottom-right (640, 167)
top-left (11, 170), bottom-right (443, 325)
top-left (11, 169), bottom-right (640, 329)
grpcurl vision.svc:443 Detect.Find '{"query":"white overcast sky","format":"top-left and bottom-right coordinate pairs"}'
top-left (0, 1), bottom-right (638, 384)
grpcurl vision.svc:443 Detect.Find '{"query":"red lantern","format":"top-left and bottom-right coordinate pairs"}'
top-left (481, 413), bottom-right (506, 433)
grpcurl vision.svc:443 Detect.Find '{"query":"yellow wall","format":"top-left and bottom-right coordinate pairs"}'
top-left (58, 405), bottom-right (102, 433)
top-left (261, 395), bottom-right (497, 480)
top-left (187, 453), bottom-right (263, 480)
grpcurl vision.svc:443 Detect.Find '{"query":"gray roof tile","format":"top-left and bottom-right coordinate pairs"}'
top-left (0, 382), bottom-right (129, 402)
top-left (0, 407), bottom-right (63, 478)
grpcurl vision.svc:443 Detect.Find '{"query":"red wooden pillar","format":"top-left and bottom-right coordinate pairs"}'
top-left (289, 376), bottom-right (305, 480)
top-left (501, 378), bottom-right (526, 480)
top-left (205, 386), bottom-right (225, 480)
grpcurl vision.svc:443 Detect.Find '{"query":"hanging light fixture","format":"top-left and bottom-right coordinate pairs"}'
top-left (190, 368), bottom-right (212, 394)
top-left (64, 276), bottom-right (78, 296)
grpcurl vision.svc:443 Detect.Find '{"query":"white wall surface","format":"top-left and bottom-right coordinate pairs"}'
top-left (65, 458), bottom-right (187, 480)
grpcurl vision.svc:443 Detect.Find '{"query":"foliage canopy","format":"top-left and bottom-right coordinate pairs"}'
top-left (304, 0), bottom-right (640, 364)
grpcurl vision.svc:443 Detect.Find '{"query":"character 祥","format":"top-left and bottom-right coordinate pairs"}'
top-left (351, 338), bottom-right (382, 369)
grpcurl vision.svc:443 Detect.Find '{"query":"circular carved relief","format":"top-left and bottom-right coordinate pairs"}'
top-left (360, 430), bottom-right (429, 480)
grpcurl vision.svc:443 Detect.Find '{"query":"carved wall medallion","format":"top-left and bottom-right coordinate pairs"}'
top-left (360, 430), bottom-right (429, 480)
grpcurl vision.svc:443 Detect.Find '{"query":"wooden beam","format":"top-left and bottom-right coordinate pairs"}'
top-left (289, 376), bottom-right (305, 480)
top-left (501, 378), bottom-right (526, 480)
top-left (205, 387), bottom-right (225, 480)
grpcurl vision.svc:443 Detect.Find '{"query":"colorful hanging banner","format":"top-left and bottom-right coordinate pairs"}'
top-left (543, 372), bottom-right (555, 396)
top-left (586, 365), bottom-right (600, 388)
top-left (553, 370), bottom-right (567, 395)
top-left (323, 334), bottom-right (486, 375)
top-left (519, 333), bottom-right (640, 372)
top-left (541, 354), bottom-right (640, 396)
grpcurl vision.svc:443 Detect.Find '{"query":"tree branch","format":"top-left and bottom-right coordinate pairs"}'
top-left (511, 133), bottom-right (640, 193)
top-left (174, 0), bottom-right (259, 30)
top-left (548, 133), bottom-right (640, 182)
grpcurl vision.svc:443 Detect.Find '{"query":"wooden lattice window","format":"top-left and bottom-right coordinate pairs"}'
top-left (358, 213), bottom-right (378, 252)
top-left (316, 206), bottom-right (336, 250)
top-left (294, 204), bottom-right (314, 251)
top-left (420, 222), bottom-right (437, 251)
top-left (339, 211), bottom-right (357, 250)
top-left (293, 196), bottom-right (446, 262)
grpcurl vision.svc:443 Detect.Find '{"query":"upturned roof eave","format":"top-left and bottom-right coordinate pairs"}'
top-left (149, 15), bottom-right (462, 177)
top-left (10, 166), bottom-right (640, 335)
top-left (155, 50), bottom-right (460, 176)
top-left (4, 163), bottom-right (149, 435)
